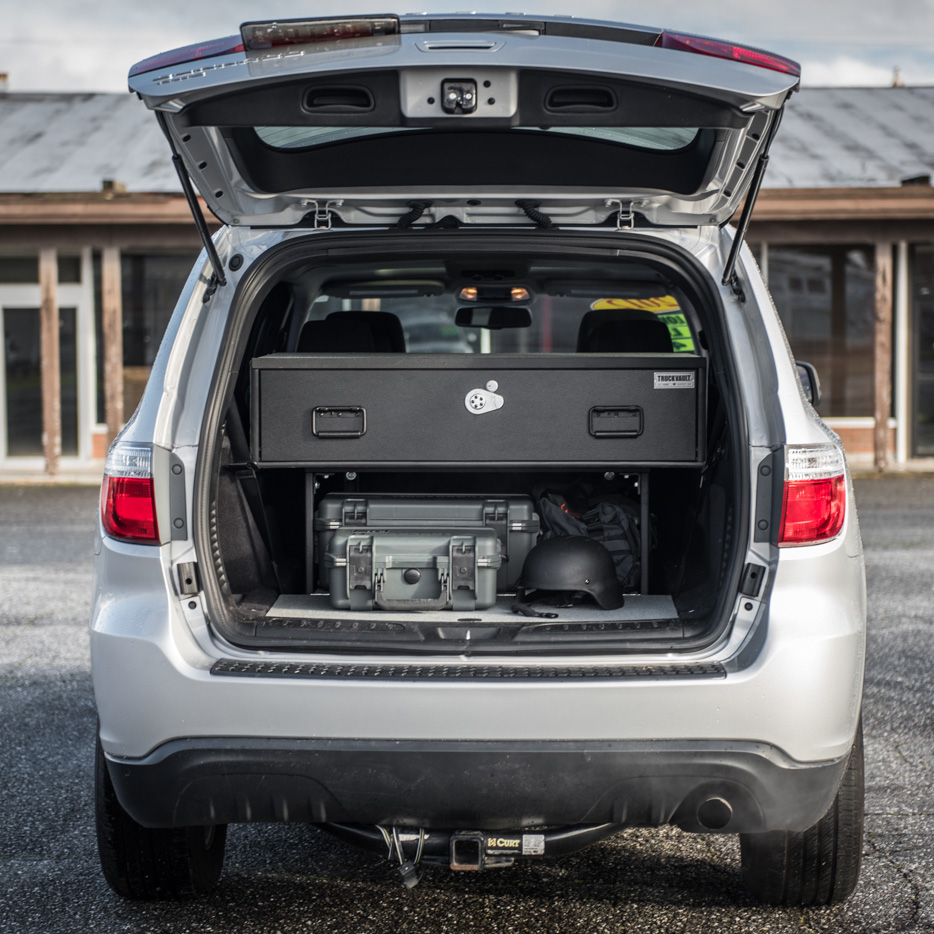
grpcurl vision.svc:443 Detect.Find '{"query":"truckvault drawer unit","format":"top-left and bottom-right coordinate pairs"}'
top-left (251, 354), bottom-right (708, 468)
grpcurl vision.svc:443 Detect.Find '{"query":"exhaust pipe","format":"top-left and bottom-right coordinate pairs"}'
top-left (696, 796), bottom-right (733, 831)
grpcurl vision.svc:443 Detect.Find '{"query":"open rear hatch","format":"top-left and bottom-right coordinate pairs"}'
top-left (128, 15), bottom-right (795, 655)
top-left (129, 13), bottom-right (799, 229)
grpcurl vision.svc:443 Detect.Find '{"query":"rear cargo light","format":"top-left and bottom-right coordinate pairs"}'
top-left (657, 31), bottom-right (801, 77)
top-left (129, 37), bottom-right (245, 78)
top-left (240, 16), bottom-right (399, 51)
top-left (458, 286), bottom-right (531, 302)
top-left (779, 445), bottom-right (846, 546)
top-left (101, 443), bottom-right (159, 544)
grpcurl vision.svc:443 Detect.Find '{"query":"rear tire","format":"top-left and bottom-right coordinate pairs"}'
top-left (740, 721), bottom-right (864, 905)
top-left (95, 736), bottom-right (227, 899)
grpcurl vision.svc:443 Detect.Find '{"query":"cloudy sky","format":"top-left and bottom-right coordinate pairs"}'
top-left (3, 0), bottom-right (933, 92)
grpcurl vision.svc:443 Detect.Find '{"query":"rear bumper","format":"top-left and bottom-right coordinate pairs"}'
top-left (92, 529), bottom-right (867, 766)
top-left (105, 737), bottom-right (848, 834)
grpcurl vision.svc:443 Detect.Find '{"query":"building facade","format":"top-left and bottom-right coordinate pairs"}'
top-left (0, 88), bottom-right (932, 476)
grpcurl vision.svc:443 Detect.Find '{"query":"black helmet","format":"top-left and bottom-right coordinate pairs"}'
top-left (516, 536), bottom-right (624, 610)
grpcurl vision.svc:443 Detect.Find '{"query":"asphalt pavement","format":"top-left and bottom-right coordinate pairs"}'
top-left (0, 477), bottom-right (932, 933)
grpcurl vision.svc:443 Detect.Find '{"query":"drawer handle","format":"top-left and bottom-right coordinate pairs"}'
top-left (312, 406), bottom-right (366, 438)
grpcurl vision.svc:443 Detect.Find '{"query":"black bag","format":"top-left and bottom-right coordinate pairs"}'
top-left (536, 486), bottom-right (642, 591)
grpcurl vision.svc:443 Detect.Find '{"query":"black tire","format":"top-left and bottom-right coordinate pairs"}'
top-left (740, 721), bottom-right (864, 906)
top-left (95, 736), bottom-right (227, 899)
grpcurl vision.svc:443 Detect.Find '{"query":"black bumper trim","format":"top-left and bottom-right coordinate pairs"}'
top-left (105, 737), bottom-right (846, 835)
top-left (211, 658), bottom-right (726, 680)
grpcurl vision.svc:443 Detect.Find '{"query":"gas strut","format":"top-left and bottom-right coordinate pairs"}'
top-left (720, 108), bottom-right (785, 302)
top-left (155, 111), bottom-right (227, 289)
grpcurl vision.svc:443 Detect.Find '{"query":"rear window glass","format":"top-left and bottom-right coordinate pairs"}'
top-left (300, 291), bottom-right (696, 355)
top-left (255, 125), bottom-right (700, 152)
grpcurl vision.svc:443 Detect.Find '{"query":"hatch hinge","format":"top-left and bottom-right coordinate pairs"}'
top-left (304, 199), bottom-right (344, 230)
top-left (605, 199), bottom-right (635, 231)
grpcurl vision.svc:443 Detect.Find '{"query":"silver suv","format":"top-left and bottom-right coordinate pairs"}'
top-left (93, 13), bottom-right (866, 905)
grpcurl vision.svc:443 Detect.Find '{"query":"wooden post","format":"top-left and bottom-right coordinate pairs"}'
top-left (39, 248), bottom-right (60, 476)
top-left (101, 246), bottom-right (124, 446)
top-left (874, 242), bottom-right (894, 471)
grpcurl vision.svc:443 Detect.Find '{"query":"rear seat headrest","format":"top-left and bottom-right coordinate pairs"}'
top-left (297, 318), bottom-right (376, 353)
top-left (326, 311), bottom-right (406, 352)
top-left (576, 308), bottom-right (673, 353)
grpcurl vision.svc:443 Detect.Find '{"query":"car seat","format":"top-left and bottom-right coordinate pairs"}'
top-left (576, 308), bottom-right (673, 353)
top-left (296, 317), bottom-right (376, 352)
top-left (326, 311), bottom-right (406, 352)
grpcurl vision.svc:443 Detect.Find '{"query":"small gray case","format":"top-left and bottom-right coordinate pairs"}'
top-left (324, 527), bottom-right (502, 611)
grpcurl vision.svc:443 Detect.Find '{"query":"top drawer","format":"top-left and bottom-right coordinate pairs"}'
top-left (251, 353), bottom-right (706, 468)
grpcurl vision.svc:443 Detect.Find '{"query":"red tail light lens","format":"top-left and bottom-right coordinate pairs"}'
top-left (780, 476), bottom-right (846, 544)
top-left (129, 36), bottom-right (245, 79)
top-left (129, 18), bottom-right (400, 78)
top-left (658, 31), bottom-right (801, 77)
top-left (779, 446), bottom-right (846, 546)
top-left (101, 444), bottom-right (160, 544)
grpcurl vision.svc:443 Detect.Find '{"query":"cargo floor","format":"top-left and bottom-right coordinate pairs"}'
top-left (269, 593), bottom-right (678, 624)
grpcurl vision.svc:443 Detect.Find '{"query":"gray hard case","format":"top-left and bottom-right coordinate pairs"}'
top-left (313, 494), bottom-right (539, 590)
top-left (324, 527), bottom-right (502, 611)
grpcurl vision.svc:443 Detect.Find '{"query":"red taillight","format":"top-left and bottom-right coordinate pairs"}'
top-left (129, 36), bottom-right (245, 78)
top-left (102, 476), bottom-right (159, 543)
top-left (778, 444), bottom-right (847, 547)
top-left (128, 18), bottom-right (400, 79)
top-left (657, 31), bottom-right (801, 77)
top-left (100, 443), bottom-right (159, 544)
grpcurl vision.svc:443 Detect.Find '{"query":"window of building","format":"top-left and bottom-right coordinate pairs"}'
top-left (2, 306), bottom-right (77, 457)
top-left (93, 251), bottom-right (105, 426)
top-left (0, 254), bottom-right (82, 284)
top-left (57, 255), bottom-right (82, 284)
top-left (912, 244), bottom-right (934, 456)
top-left (766, 245), bottom-right (875, 417)
top-left (120, 253), bottom-right (198, 416)
top-left (0, 256), bottom-right (39, 283)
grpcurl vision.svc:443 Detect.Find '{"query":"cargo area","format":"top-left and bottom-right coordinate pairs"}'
top-left (200, 240), bottom-right (746, 654)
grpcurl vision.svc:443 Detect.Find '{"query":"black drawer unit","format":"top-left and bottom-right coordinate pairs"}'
top-left (251, 354), bottom-right (707, 469)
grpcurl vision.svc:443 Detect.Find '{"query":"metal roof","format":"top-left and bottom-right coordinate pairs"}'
top-left (0, 92), bottom-right (178, 193)
top-left (767, 86), bottom-right (934, 188)
top-left (0, 87), bottom-right (932, 194)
